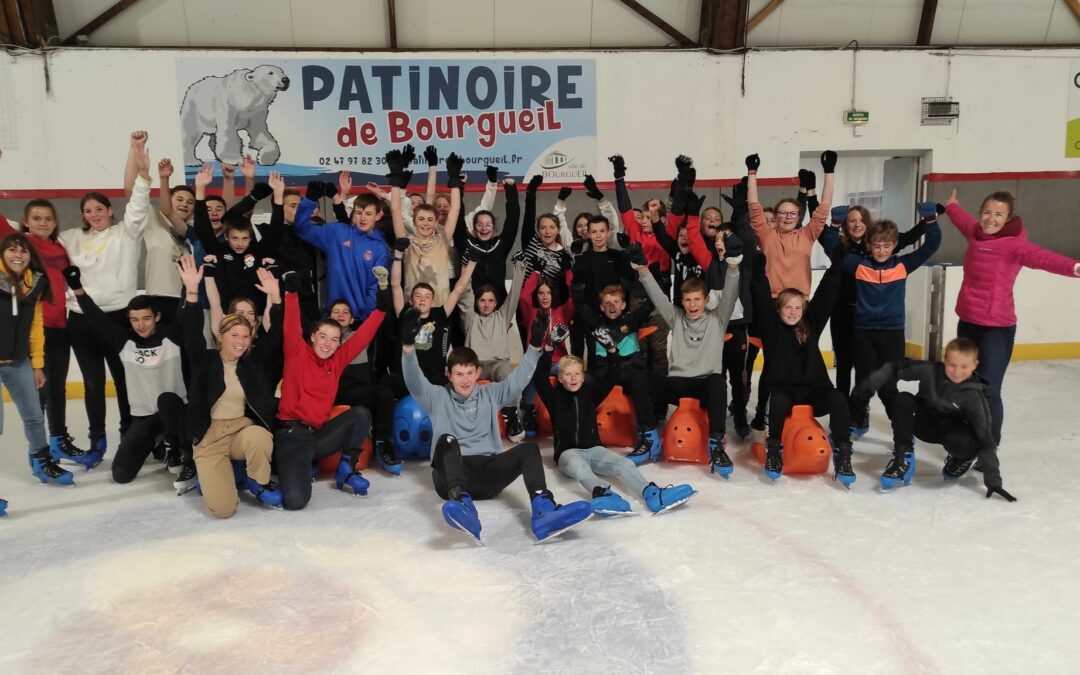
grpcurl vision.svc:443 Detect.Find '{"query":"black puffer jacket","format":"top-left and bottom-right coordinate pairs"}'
top-left (532, 350), bottom-right (618, 463)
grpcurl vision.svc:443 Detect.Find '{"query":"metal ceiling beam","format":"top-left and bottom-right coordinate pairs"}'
top-left (916, 0), bottom-right (938, 46)
top-left (61, 0), bottom-right (142, 45)
top-left (747, 0), bottom-right (786, 33)
top-left (699, 0), bottom-right (749, 50)
top-left (617, 0), bottom-right (693, 46)
top-left (387, 0), bottom-right (397, 49)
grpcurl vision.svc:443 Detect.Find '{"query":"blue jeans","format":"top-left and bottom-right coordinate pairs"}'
top-left (0, 358), bottom-right (47, 451)
top-left (557, 446), bottom-right (649, 501)
top-left (956, 320), bottom-right (1016, 445)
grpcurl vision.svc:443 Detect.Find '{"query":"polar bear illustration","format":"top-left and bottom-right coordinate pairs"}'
top-left (180, 64), bottom-right (290, 167)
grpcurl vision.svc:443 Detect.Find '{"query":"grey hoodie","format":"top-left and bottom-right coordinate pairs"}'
top-left (403, 346), bottom-right (540, 461)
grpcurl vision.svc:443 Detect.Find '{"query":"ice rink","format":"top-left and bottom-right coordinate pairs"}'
top-left (1, 360), bottom-right (1078, 675)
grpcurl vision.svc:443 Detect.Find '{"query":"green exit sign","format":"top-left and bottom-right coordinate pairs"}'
top-left (845, 110), bottom-right (870, 125)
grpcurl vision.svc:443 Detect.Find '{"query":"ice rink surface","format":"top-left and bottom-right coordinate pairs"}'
top-left (1, 360), bottom-right (1079, 675)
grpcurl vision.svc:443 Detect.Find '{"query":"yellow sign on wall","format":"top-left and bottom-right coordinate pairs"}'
top-left (1068, 61), bottom-right (1080, 158)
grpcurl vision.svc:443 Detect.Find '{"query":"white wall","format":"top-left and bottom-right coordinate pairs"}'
top-left (3, 48), bottom-right (1080, 190)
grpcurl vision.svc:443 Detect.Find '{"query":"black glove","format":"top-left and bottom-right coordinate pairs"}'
top-left (321, 181), bottom-right (338, 199)
top-left (201, 259), bottom-right (216, 278)
top-left (445, 153), bottom-right (464, 189)
top-left (399, 307), bottom-right (422, 347)
top-left (485, 165), bottom-right (498, 183)
top-left (385, 149), bottom-right (406, 176)
top-left (675, 154), bottom-right (694, 179)
top-left (936, 203), bottom-right (946, 215)
top-left (615, 232), bottom-right (631, 249)
top-left (401, 144), bottom-right (416, 166)
top-left (685, 190), bottom-right (706, 217)
top-left (721, 176), bottom-right (749, 214)
top-left (608, 154), bottom-right (626, 180)
top-left (393, 237), bottom-right (411, 253)
top-left (529, 310), bottom-right (549, 348)
top-left (626, 242), bottom-right (648, 267)
top-left (423, 145), bottom-right (438, 167)
top-left (593, 326), bottom-right (621, 352)
top-left (375, 288), bottom-right (392, 313)
top-left (62, 265), bottom-right (82, 291)
top-left (251, 182), bottom-right (273, 200)
top-left (527, 175), bottom-right (543, 194)
top-left (985, 485), bottom-right (1017, 502)
top-left (583, 174), bottom-right (603, 200)
top-left (670, 177), bottom-right (688, 217)
top-left (723, 232), bottom-right (744, 260)
top-left (557, 186), bottom-right (572, 201)
top-left (281, 270), bottom-right (300, 294)
top-left (306, 181), bottom-right (324, 201)
top-left (745, 153), bottom-right (761, 172)
top-left (798, 169), bottom-right (816, 191)
top-left (820, 150), bottom-right (838, 174)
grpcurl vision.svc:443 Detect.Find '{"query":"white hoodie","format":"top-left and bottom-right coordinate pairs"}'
top-left (64, 176), bottom-right (152, 313)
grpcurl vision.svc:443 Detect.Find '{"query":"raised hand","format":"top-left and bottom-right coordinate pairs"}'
top-left (158, 158), bottom-right (174, 179)
top-left (401, 144), bottom-right (417, 165)
top-left (61, 265), bottom-right (82, 290)
top-left (268, 171), bottom-right (286, 196)
top-left (557, 186), bottom-right (571, 201)
top-left (240, 155), bottom-right (256, 179)
top-left (820, 150), bottom-right (838, 174)
top-left (626, 242), bottom-right (648, 268)
top-left (445, 153), bottom-right (464, 189)
top-left (608, 154), bottom-right (626, 180)
top-left (255, 266), bottom-right (281, 300)
top-left (423, 145), bottom-right (438, 167)
top-left (946, 189), bottom-right (959, 207)
top-left (194, 163), bottom-right (215, 189)
top-left (176, 254), bottom-right (203, 292)
top-left (221, 163), bottom-right (235, 179)
top-left (486, 165), bottom-right (499, 183)
top-left (583, 174), bottom-right (603, 200)
top-left (338, 171), bottom-right (353, 198)
top-left (799, 169), bottom-right (816, 191)
top-left (130, 130), bottom-right (148, 148)
top-left (529, 310), bottom-right (550, 348)
top-left (745, 153), bottom-right (761, 172)
top-left (399, 307), bottom-right (423, 347)
top-left (831, 205), bottom-right (849, 226)
top-left (527, 174), bottom-right (543, 194)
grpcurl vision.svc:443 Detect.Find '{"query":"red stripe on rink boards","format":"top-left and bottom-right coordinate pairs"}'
top-left (923, 171), bottom-right (1080, 183)
top-left (0, 177), bottom-right (799, 200)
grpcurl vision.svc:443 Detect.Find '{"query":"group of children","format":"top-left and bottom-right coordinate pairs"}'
top-left (3, 132), bottom-right (1075, 535)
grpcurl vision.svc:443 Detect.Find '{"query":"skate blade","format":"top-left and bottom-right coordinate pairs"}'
top-left (333, 484), bottom-right (369, 497)
top-left (446, 518), bottom-right (484, 546)
top-left (652, 493), bottom-right (696, 515)
top-left (534, 514), bottom-right (593, 544)
top-left (878, 482), bottom-right (909, 493)
top-left (175, 483), bottom-right (197, 496)
top-left (594, 510), bottom-right (640, 518)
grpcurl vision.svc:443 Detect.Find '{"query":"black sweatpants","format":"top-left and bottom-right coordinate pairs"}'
top-left (723, 324), bottom-right (750, 422)
top-left (888, 392), bottom-right (980, 458)
top-left (830, 304), bottom-right (856, 398)
top-left (852, 328), bottom-right (905, 420)
top-left (68, 310), bottom-right (131, 437)
top-left (769, 386), bottom-right (851, 446)
top-left (335, 366), bottom-right (404, 443)
top-left (275, 406), bottom-right (372, 510)
top-left (112, 392), bottom-right (188, 484)
top-left (647, 372), bottom-right (727, 438)
top-left (40, 326), bottom-right (71, 438)
top-left (588, 363), bottom-right (661, 429)
top-left (431, 434), bottom-right (546, 500)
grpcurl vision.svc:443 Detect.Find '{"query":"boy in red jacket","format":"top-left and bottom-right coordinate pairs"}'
top-left (274, 270), bottom-right (389, 510)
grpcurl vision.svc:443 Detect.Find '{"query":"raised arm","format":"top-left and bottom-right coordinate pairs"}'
top-left (221, 163), bottom-right (238, 208)
top-left (745, 154), bottom-right (774, 247)
top-left (630, 245), bottom-right (675, 327)
top-left (391, 239), bottom-right (407, 315)
top-left (531, 348), bottom-right (558, 416)
top-left (464, 166), bottom-right (499, 233)
top-left (442, 260), bottom-right (477, 315)
top-left (66, 268), bottom-right (128, 352)
top-left (202, 255), bottom-right (223, 340)
top-left (423, 145), bottom-right (439, 205)
top-left (120, 132), bottom-right (153, 239)
top-left (521, 175), bottom-right (542, 248)
top-left (442, 153), bottom-right (464, 242)
top-left (942, 190), bottom-right (979, 240)
top-left (553, 186), bottom-right (573, 247)
top-left (156, 159), bottom-right (189, 236)
top-left (896, 218), bottom-right (942, 273)
top-left (496, 180), bottom-right (521, 257)
top-left (499, 262), bottom-right (526, 322)
top-left (800, 151), bottom-right (836, 243)
top-left (192, 164), bottom-right (221, 253)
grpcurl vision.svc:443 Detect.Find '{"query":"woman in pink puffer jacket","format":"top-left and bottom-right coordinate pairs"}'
top-left (944, 189), bottom-right (1080, 445)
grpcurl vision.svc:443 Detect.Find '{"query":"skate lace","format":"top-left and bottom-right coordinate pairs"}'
top-left (42, 458), bottom-right (67, 478)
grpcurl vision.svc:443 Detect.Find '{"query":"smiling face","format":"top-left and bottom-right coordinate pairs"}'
top-left (537, 217), bottom-right (560, 247)
top-left (310, 322), bottom-right (342, 359)
top-left (870, 238), bottom-right (897, 263)
top-left (448, 363), bottom-right (480, 397)
top-left (474, 214), bottom-right (495, 240)
top-left (411, 286), bottom-right (434, 315)
top-left (600, 292), bottom-right (626, 320)
top-left (944, 349), bottom-right (978, 384)
top-left (635, 209), bottom-right (653, 234)
top-left (219, 323), bottom-right (252, 360)
top-left (206, 199), bottom-right (226, 228)
top-left (82, 199), bottom-right (113, 232)
top-left (676, 226), bottom-right (690, 254)
top-left (329, 302), bottom-right (353, 328)
top-left (476, 290), bottom-right (497, 317)
top-left (979, 199), bottom-right (1010, 236)
top-left (701, 208), bottom-right (723, 238)
top-left (128, 307), bottom-right (159, 339)
top-left (778, 292), bottom-right (805, 326)
top-left (587, 220), bottom-right (609, 251)
top-left (536, 283), bottom-right (553, 310)
top-left (775, 200), bottom-right (800, 233)
top-left (574, 216), bottom-right (589, 240)
top-left (433, 195), bottom-right (451, 225)
top-left (230, 300), bottom-right (257, 329)
top-left (24, 206), bottom-right (58, 240)
top-left (845, 209), bottom-right (867, 241)
top-left (557, 361), bottom-right (585, 392)
top-left (414, 208), bottom-right (438, 239)
top-left (171, 191), bottom-right (194, 221)
top-left (2, 242), bottom-right (30, 274)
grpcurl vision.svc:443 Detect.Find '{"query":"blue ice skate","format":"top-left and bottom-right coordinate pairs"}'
top-left (591, 488), bottom-right (635, 517)
top-left (643, 483), bottom-right (696, 514)
top-left (832, 440), bottom-right (856, 489)
top-left (334, 459), bottom-right (370, 496)
top-left (245, 477), bottom-right (283, 509)
top-left (29, 449), bottom-right (74, 486)
top-left (82, 434), bottom-right (106, 470)
top-left (0, 498), bottom-right (7, 517)
top-left (531, 493), bottom-right (592, 542)
top-left (441, 493), bottom-right (483, 545)
top-left (709, 436), bottom-right (733, 479)
top-left (880, 448), bottom-right (915, 491)
top-left (374, 440), bottom-right (403, 476)
top-left (48, 434), bottom-right (93, 468)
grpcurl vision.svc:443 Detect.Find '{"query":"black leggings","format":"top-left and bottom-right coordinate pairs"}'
top-left (112, 392), bottom-right (188, 484)
top-left (830, 304), bottom-right (856, 398)
top-left (647, 372), bottom-right (728, 437)
top-left (769, 386), bottom-right (851, 446)
top-left (68, 309), bottom-right (131, 437)
top-left (275, 406), bottom-right (372, 510)
top-left (431, 434), bottom-right (546, 500)
top-left (888, 392), bottom-right (980, 458)
top-left (724, 324), bottom-right (750, 420)
top-left (851, 328), bottom-right (905, 420)
top-left (588, 364), bottom-right (660, 428)
top-left (40, 326), bottom-right (71, 437)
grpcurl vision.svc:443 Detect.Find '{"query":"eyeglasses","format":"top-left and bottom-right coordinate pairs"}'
top-left (777, 211), bottom-right (800, 218)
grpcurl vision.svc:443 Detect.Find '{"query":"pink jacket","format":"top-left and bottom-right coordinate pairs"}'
top-left (946, 203), bottom-right (1078, 327)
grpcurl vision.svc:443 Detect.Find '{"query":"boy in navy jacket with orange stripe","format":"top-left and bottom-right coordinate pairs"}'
top-left (842, 203), bottom-right (941, 433)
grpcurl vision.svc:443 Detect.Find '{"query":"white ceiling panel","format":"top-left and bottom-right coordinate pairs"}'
top-left (55, 0), bottom-right (125, 40)
top-left (747, 0), bottom-right (784, 47)
top-left (180, 0), bottom-right (296, 48)
top-left (633, 0), bottom-right (702, 43)
top-left (1045, 1), bottom-right (1080, 43)
top-left (930, 0), bottom-right (965, 45)
top-left (773, 2), bottom-right (875, 47)
top-left (396, 0), bottom-right (497, 49)
top-left (287, 0), bottom-right (389, 49)
top-left (87, 0), bottom-right (191, 47)
top-left (955, 0), bottom-right (1056, 44)
top-left (492, 0), bottom-right (593, 48)
top-left (590, 0), bottom-right (674, 47)
top-left (866, 0), bottom-right (922, 45)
